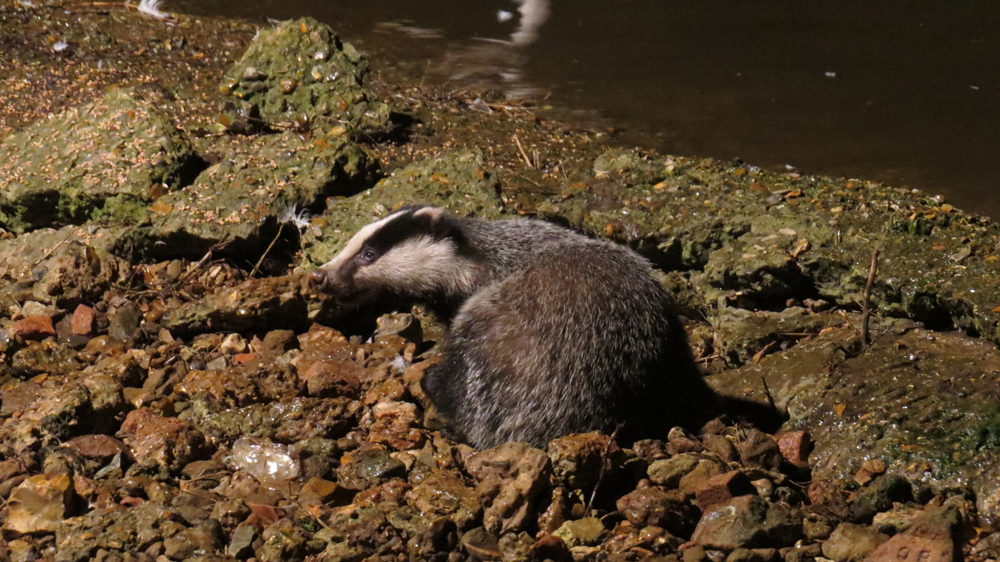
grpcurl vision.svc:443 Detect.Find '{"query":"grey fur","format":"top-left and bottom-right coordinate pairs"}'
top-left (311, 206), bottom-right (720, 449)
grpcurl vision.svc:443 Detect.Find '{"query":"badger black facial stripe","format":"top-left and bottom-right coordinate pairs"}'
top-left (363, 208), bottom-right (460, 259)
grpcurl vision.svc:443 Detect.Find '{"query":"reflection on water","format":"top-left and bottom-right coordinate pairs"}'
top-left (390, 0), bottom-right (550, 97)
top-left (170, 0), bottom-right (1000, 218)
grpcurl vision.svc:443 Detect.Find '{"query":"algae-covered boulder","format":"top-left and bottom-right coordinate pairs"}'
top-left (221, 17), bottom-right (391, 135)
top-left (0, 224), bottom-right (128, 305)
top-left (300, 149), bottom-right (504, 268)
top-left (0, 88), bottom-right (198, 233)
top-left (541, 148), bottom-right (1000, 344)
top-left (708, 320), bottom-right (1000, 521)
top-left (144, 130), bottom-right (376, 258)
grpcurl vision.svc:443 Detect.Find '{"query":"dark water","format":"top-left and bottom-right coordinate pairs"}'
top-left (172, 0), bottom-right (1000, 218)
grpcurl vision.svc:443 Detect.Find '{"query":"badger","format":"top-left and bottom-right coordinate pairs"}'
top-left (310, 205), bottom-right (727, 449)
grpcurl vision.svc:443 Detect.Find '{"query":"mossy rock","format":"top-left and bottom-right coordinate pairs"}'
top-left (0, 88), bottom-right (198, 232)
top-left (146, 130), bottom-right (377, 260)
top-left (221, 17), bottom-right (391, 135)
top-left (300, 149), bottom-right (504, 268)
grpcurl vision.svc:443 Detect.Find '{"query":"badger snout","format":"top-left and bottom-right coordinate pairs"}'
top-left (309, 266), bottom-right (367, 305)
top-left (309, 268), bottom-right (336, 293)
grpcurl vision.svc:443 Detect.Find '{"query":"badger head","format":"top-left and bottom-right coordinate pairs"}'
top-left (309, 206), bottom-right (477, 306)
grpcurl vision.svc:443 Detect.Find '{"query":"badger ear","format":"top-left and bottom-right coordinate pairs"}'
top-left (411, 206), bottom-right (464, 241)
top-left (411, 206), bottom-right (445, 221)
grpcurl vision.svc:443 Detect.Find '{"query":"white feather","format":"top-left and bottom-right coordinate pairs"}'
top-left (137, 0), bottom-right (168, 19)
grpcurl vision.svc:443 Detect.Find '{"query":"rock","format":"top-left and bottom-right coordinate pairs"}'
top-left (807, 480), bottom-right (851, 520)
top-left (193, 396), bottom-right (354, 444)
top-left (970, 531), bottom-right (1000, 559)
top-left (683, 544), bottom-right (710, 562)
top-left (783, 543), bottom-right (823, 562)
top-left (703, 434), bottom-right (740, 462)
top-left (42, 447), bottom-right (86, 476)
top-left (368, 400), bottom-right (424, 450)
top-left (552, 517), bottom-right (605, 548)
top-left (863, 534), bottom-right (954, 562)
top-left (219, 333), bottom-right (247, 354)
top-left (695, 471), bottom-right (758, 511)
top-left (162, 520), bottom-right (224, 560)
top-left (679, 458), bottom-right (727, 495)
top-left (257, 518), bottom-right (310, 562)
top-left (301, 149), bottom-right (504, 270)
top-left (465, 442), bottom-right (552, 534)
top-left (3, 473), bottom-right (76, 535)
top-left (735, 429), bottom-right (783, 470)
top-left (161, 275), bottom-right (312, 334)
top-left (460, 526), bottom-right (501, 560)
top-left (802, 513), bottom-right (833, 541)
top-left (7, 539), bottom-right (41, 561)
top-left (11, 315), bottom-right (55, 340)
top-left (210, 498), bottom-right (252, 531)
top-left (0, 88), bottom-right (198, 233)
top-left (0, 380), bottom-right (43, 417)
top-left (336, 447), bottom-right (406, 490)
top-left (668, 427), bottom-right (706, 455)
top-left (872, 506), bottom-right (926, 535)
top-left (0, 225), bottom-right (128, 306)
top-left (63, 434), bottom-right (130, 463)
top-left (751, 478), bottom-right (775, 499)
top-left (548, 432), bottom-right (621, 489)
top-left (690, 495), bottom-right (802, 550)
top-left (617, 486), bottom-right (699, 536)
top-left (498, 531), bottom-right (535, 562)
top-left (632, 439), bottom-right (671, 462)
top-left (405, 470), bottom-right (481, 532)
top-left (262, 329), bottom-right (299, 356)
top-left (120, 409), bottom-right (211, 474)
top-left (302, 360), bottom-right (362, 398)
top-left (148, 132), bottom-right (375, 261)
top-left (228, 522), bottom-right (258, 558)
top-left (528, 534), bottom-right (573, 562)
top-left (408, 517), bottom-right (459, 560)
top-left (221, 17), bottom-right (390, 134)
top-left (108, 301), bottom-right (142, 342)
top-left (70, 304), bottom-right (95, 336)
top-left (0, 458), bottom-right (31, 482)
top-left (850, 475), bottom-right (913, 523)
top-left (299, 477), bottom-right (338, 504)
top-left (854, 459), bottom-right (886, 486)
top-left (648, 454), bottom-right (700, 488)
top-left (820, 522), bottom-right (889, 562)
top-left (776, 431), bottom-right (811, 466)
top-left (726, 548), bottom-right (781, 562)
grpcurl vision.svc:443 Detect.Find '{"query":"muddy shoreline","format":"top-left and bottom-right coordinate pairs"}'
top-left (2, 2), bottom-right (1000, 561)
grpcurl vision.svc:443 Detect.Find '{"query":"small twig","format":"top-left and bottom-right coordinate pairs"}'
top-left (286, 486), bottom-right (335, 533)
top-left (512, 134), bottom-right (534, 169)
top-left (177, 235), bottom-right (230, 284)
top-left (761, 376), bottom-right (777, 412)
top-left (251, 223), bottom-right (284, 277)
top-left (860, 248), bottom-right (880, 348)
top-left (506, 168), bottom-right (543, 188)
top-left (586, 424), bottom-right (622, 514)
top-left (31, 238), bottom-right (70, 267)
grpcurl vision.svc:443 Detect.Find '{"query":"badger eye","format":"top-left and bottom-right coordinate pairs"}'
top-left (357, 248), bottom-right (377, 265)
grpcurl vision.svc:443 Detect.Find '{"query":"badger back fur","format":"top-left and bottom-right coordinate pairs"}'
top-left (311, 205), bottom-right (720, 449)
